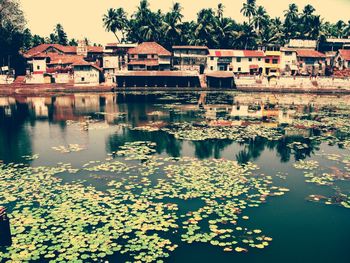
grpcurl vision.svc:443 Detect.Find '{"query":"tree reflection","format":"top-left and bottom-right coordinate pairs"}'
top-left (0, 103), bottom-right (33, 164)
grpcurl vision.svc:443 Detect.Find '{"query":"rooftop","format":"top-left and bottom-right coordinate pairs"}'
top-left (296, 49), bottom-right (326, 58)
top-left (209, 50), bottom-right (265, 57)
top-left (339, 49), bottom-right (350, 61)
top-left (24, 44), bottom-right (103, 58)
top-left (128, 42), bottom-right (171, 56)
top-left (172, 46), bottom-right (209, 50)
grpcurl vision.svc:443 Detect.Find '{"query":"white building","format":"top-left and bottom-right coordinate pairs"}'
top-left (172, 46), bottom-right (208, 73)
top-left (73, 62), bottom-right (102, 86)
top-left (280, 48), bottom-right (298, 76)
top-left (334, 49), bottom-right (350, 70)
top-left (207, 50), bottom-right (265, 75)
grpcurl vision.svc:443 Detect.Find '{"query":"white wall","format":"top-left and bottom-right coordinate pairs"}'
top-left (280, 51), bottom-right (298, 75)
top-left (74, 67), bottom-right (100, 85)
top-left (25, 74), bottom-right (45, 84)
top-left (206, 56), bottom-right (264, 73)
top-left (32, 59), bottom-right (47, 73)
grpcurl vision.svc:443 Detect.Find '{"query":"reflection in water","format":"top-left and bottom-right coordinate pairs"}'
top-left (0, 92), bottom-right (349, 163)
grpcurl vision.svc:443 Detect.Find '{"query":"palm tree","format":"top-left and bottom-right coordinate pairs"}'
top-left (193, 9), bottom-right (218, 47)
top-left (344, 20), bottom-right (350, 37)
top-left (217, 3), bottom-right (225, 20)
top-left (283, 4), bottom-right (299, 40)
top-left (240, 0), bottom-right (256, 25)
top-left (162, 3), bottom-right (183, 47)
top-left (103, 8), bottom-right (128, 42)
top-left (252, 6), bottom-right (269, 35)
top-left (216, 17), bottom-right (236, 48)
top-left (234, 23), bottom-right (257, 49)
top-left (335, 20), bottom-right (346, 38)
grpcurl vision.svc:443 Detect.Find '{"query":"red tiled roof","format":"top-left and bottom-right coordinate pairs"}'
top-left (243, 50), bottom-right (265, 57)
top-left (128, 42), bottom-right (171, 56)
top-left (206, 71), bottom-right (234, 78)
top-left (87, 46), bottom-right (103, 53)
top-left (47, 54), bottom-right (86, 65)
top-left (24, 44), bottom-right (102, 58)
top-left (72, 61), bottom-right (102, 71)
top-left (296, 49), bottom-right (326, 58)
top-left (128, 59), bottom-right (159, 66)
top-left (172, 46), bottom-right (208, 50)
top-left (209, 50), bottom-right (265, 57)
top-left (339, 49), bottom-right (350, 61)
top-left (249, 65), bottom-right (259, 69)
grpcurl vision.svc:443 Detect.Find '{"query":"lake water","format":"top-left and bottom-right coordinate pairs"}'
top-left (0, 91), bottom-right (349, 263)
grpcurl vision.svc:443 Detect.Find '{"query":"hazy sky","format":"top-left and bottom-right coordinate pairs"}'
top-left (20, 0), bottom-right (350, 45)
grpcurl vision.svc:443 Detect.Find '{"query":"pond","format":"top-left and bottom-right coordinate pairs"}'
top-left (0, 91), bottom-right (349, 263)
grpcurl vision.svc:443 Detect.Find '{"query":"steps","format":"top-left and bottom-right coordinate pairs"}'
top-left (199, 74), bottom-right (207, 88)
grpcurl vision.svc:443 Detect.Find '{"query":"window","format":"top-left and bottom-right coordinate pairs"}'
top-left (139, 54), bottom-right (147, 59)
top-left (258, 58), bottom-right (261, 61)
top-left (81, 77), bottom-right (85, 82)
top-left (248, 58), bottom-right (253, 62)
top-left (238, 67), bottom-right (241, 72)
top-left (210, 66), bottom-right (214, 70)
top-left (273, 59), bottom-right (278, 64)
top-left (37, 65), bottom-right (40, 70)
top-left (285, 51), bottom-right (293, 56)
top-left (210, 57), bottom-right (214, 61)
top-left (265, 59), bottom-right (270, 63)
top-left (237, 57), bottom-right (241, 62)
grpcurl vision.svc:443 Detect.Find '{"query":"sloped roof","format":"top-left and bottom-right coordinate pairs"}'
top-left (296, 49), bottom-right (326, 58)
top-left (128, 42), bottom-right (171, 56)
top-left (339, 49), bottom-right (350, 61)
top-left (47, 54), bottom-right (86, 65)
top-left (72, 61), bottom-right (102, 71)
top-left (24, 44), bottom-right (102, 58)
top-left (172, 46), bottom-right (209, 50)
top-left (206, 71), bottom-right (234, 78)
top-left (209, 49), bottom-right (265, 57)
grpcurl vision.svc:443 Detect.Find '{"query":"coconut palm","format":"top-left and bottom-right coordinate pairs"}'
top-left (193, 9), bottom-right (218, 47)
top-left (252, 6), bottom-right (269, 35)
top-left (217, 3), bottom-right (225, 20)
top-left (240, 0), bottom-right (256, 25)
top-left (103, 8), bottom-right (128, 42)
top-left (162, 3), bottom-right (183, 47)
top-left (344, 20), bottom-right (350, 37)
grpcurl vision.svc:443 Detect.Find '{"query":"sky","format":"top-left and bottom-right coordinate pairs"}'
top-left (20, 0), bottom-right (350, 45)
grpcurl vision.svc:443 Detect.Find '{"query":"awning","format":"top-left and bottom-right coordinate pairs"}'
top-left (249, 65), bottom-right (259, 69)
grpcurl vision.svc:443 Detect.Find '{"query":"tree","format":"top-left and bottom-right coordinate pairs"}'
top-left (252, 6), bottom-right (269, 36)
top-left (217, 3), bottom-right (225, 20)
top-left (283, 3), bottom-right (299, 40)
top-left (240, 0), bottom-right (256, 25)
top-left (103, 7), bottom-right (128, 43)
top-left (162, 3), bottom-right (183, 48)
top-left (54, 24), bottom-right (68, 45)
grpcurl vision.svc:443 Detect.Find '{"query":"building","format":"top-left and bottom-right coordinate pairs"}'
top-left (319, 38), bottom-right (350, 52)
top-left (114, 71), bottom-right (200, 88)
top-left (264, 51), bottom-right (281, 77)
top-left (280, 48), bottom-right (298, 76)
top-left (73, 61), bottom-right (102, 86)
top-left (172, 46), bottom-right (209, 73)
top-left (23, 42), bottom-right (103, 84)
top-left (207, 50), bottom-right (265, 74)
top-left (103, 43), bottom-right (137, 84)
top-left (286, 39), bottom-right (317, 50)
top-left (296, 49), bottom-right (326, 76)
top-left (334, 49), bottom-right (350, 70)
top-left (127, 42), bottom-right (171, 71)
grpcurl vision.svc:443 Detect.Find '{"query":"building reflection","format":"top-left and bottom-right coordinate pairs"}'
top-left (0, 92), bottom-right (349, 163)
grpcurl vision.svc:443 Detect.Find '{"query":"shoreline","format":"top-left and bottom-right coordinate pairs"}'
top-left (1, 83), bottom-right (350, 95)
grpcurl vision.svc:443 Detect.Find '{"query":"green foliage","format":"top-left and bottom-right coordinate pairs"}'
top-left (102, 0), bottom-right (350, 49)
